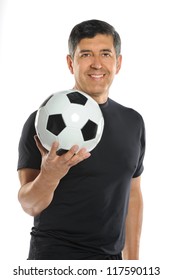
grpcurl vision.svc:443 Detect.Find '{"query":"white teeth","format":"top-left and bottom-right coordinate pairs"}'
top-left (90, 75), bottom-right (104, 78)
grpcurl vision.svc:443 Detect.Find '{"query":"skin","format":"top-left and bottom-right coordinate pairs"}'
top-left (67, 34), bottom-right (122, 104)
top-left (123, 176), bottom-right (143, 260)
top-left (18, 34), bottom-right (143, 259)
top-left (18, 138), bottom-right (91, 216)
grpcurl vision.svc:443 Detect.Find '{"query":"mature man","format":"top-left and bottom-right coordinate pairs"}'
top-left (18, 19), bottom-right (145, 260)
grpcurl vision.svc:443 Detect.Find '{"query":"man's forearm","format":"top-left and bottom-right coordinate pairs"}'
top-left (123, 178), bottom-right (143, 260)
top-left (18, 171), bottom-right (59, 217)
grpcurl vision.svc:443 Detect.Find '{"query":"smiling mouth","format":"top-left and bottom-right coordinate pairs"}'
top-left (89, 74), bottom-right (105, 79)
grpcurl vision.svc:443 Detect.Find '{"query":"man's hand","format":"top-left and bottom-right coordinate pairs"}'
top-left (35, 135), bottom-right (91, 183)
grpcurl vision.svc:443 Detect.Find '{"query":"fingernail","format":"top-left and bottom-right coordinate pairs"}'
top-left (73, 145), bottom-right (79, 153)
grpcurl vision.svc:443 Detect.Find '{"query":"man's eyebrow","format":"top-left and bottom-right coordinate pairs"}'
top-left (79, 49), bottom-right (92, 53)
top-left (101, 49), bottom-right (112, 52)
top-left (79, 49), bottom-right (113, 53)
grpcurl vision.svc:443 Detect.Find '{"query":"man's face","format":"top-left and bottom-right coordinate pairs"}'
top-left (67, 34), bottom-right (122, 103)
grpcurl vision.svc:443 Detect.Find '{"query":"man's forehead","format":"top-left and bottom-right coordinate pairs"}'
top-left (76, 34), bottom-right (115, 52)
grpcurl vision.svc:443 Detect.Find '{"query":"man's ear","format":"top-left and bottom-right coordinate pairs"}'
top-left (116, 55), bottom-right (122, 74)
top-left (66, 55), bottom-right (74, 74)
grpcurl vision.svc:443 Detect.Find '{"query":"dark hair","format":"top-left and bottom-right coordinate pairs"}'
top-left (68, 19), bottom-right (121, 58)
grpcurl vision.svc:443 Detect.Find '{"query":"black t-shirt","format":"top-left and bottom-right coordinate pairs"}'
top-left (17, 98), bottom-right (145, 260)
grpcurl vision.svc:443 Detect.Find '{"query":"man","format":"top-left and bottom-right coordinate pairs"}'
top-left (17, 19), bottom-right (145, 260)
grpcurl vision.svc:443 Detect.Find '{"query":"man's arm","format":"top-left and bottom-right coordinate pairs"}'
top-left (18, 137), bottom-right (90, 217)
top-left (122, 176), bottom-right (143, 260)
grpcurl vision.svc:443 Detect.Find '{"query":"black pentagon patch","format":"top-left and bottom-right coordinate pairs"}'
top-left (67, 91), bottom-right (87, 105)
top-left (47, 114), bottom-right (66, 135)
top-left (40, 94), bottom-right (53, 108)
top-left (81, 120), bottom-right (98, 141)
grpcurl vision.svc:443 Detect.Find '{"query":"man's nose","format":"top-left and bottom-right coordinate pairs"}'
top-left (90, 56), bottom-right (102, 69)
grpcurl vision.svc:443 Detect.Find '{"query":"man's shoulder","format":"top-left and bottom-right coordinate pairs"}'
top-left (109, 98), bottom-right (144, 123)
top-left (28, 110), bottom-right (37, 120)
top-left (21, 111), bottom-right (38, 136)
top-left (24, 110), bottom-right (37, 126)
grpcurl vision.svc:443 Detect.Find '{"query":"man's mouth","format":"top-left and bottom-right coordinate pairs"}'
top-left (89, 74), bottom-right (105, 79)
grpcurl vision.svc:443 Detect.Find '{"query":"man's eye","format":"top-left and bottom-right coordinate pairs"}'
top-left (102, 53), bottom-right (111, 57)
top-left (81, 53), bottom-right (91, 57)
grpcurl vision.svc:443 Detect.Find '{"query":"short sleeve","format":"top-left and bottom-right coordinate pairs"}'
top-left (133, 117), bottom-right (146, 178)
top-left (17, 111), bottom-right (41, 170)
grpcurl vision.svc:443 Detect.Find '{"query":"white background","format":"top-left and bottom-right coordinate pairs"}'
top-left (0, 0), bottom-right (173, 278)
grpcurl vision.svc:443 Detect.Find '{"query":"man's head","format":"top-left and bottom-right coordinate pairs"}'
top-left (67, 19), bottom-right (122, 103)
top-left (68, 19), bottom-right (121, 59)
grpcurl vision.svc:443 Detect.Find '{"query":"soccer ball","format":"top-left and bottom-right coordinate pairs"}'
top-left (35, 89), bottom-right (104, 155)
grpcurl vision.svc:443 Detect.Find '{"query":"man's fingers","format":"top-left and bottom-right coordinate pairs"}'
top-left (59, 145), bottom-right (90, 166)
top-left (48, 141), bottom-right (59, 158)
top-left (67, 147), bottom-right (91, 166)
top-left (35, 136), bottom-right (91, 169)
top-left (62, 145), bottom-right (79, 162)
